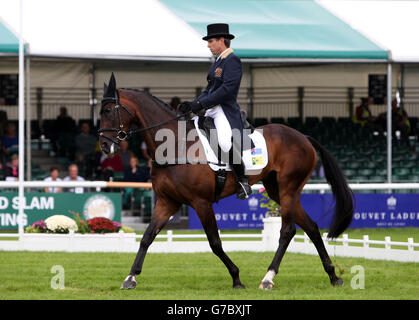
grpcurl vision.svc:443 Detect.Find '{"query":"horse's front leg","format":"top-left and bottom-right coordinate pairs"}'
top-left (121, 197), bottom-right (180, 290)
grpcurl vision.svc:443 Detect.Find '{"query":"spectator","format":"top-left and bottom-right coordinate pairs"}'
top-left (119, 140), bottom-right (133, 171)
top-left (63, 164), bottom-right (85, 193)
top-left (169, 96), bottom-right (181, 111)
top-left (3, 153), bottom-right (19, 181)
top-left (391, 98), bottom-right (411, 146)
top-left (141, 141), bottom-right (152, 164)
top-left (0, 109), bottom-right (8, 136)
top-left (353, 97), bottom-right (383, 133)
top-left (75, 122), bottom-right (96, 163)
top-left (43, 166), bottom-right (62, 193)
top-left (1, 122), bottom-right (18, 156)
top-left (0, 139), bottom-right (6, 172)
top-left (123, 156), bottom-right (151, 182)
top-left (123, 156), bottom-right (151, 208)
top-left (100, 153), bottom-right (123, 181)
top-left (54, 106), bottom-right (76, 158)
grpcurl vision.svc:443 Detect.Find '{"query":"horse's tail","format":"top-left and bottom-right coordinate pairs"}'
top-left (306, 136), bottom-right (354, 238)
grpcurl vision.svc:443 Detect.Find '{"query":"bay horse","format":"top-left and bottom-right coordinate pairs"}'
top-left (98, 74), bottom-right (354, 290)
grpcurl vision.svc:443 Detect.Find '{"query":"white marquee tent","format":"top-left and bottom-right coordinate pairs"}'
top-left (318, 0), bottom-right (419, 63)
top-left (0, 0), bottom-right (211, 60)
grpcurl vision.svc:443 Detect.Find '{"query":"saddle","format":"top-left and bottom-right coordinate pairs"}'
top-left (196, 111), bottom-right (262, 203)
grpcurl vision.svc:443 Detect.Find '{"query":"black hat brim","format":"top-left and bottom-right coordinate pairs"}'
top-left (203, 33), bottom-right (235, 41)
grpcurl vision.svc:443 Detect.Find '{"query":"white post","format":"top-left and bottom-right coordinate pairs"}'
top-left (18, 0), bottom-right (25, 235)
top-left (322, 232), bottom-right (329, 246)
top-left (342, 234), bottom-right (349, 248)
top-left (167, 230), bottom-right (173, 243)
top-left (385, 236), bottom-right (391, 260)
top-left (363, 235), bottom-right (369, 259)
top-left (25, 55), bottom-right (31, 181)
top-left (387, 62), bottom-right (392, 184)
top-left (407, 238), bottom-right (414, 252)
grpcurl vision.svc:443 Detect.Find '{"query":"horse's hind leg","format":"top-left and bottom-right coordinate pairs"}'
top-left (193, 199), bottom-right (245, 289)
top-left (259, 176), bottom-right (298, 290)
top-left (121, 197), bottom-right (180, 290)
top-left (294, 203), bottom-right (343, 286)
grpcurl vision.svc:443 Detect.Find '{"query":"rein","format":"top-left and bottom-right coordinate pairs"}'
top-left (98, 92), bottom-right (190, 145)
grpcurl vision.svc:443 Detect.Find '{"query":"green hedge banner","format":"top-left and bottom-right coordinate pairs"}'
top-left (0, 193), bottom-right (121, 230)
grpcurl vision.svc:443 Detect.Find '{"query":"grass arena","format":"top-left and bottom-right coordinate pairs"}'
top-left (1, 228), bottom-right (418, 300)
top-left (2, 0), bottom-right (419, 304)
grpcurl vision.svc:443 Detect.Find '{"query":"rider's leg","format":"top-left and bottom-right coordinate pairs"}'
top-left (229, 139), bottom-right (251, 200)
top-left (205, 106), bottom-right (232, 153)
top-left (205, 106), bottom-right (251, 200)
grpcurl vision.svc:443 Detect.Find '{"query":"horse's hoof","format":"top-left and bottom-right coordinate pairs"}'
top-left (120, 275), bottom-right (137, 290)
top-left (331, 277), bottom-right (344, 287)
top-left (258, 280), bottom-right (274, 290)
top-left (233, 283), bottom-right (246, 289)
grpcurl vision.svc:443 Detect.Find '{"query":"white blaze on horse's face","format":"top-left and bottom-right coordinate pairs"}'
top-left (110, 143), bottom-right (115, 155)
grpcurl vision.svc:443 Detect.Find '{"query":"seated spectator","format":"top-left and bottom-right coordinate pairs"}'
top-left (43, 166), bottom-right (62, 193)
top-left (119, 140), bottom-right (133, 171)
top-left (63, 164), bottom-right (85, 193)
top-left (123, 156), bottom-right (151, 182)
top-left (3, 153), bottom-right (19, 181)
top-left (75, 122), bottom-right (97, 164)
top-left (353, 97), bottom-right (383, 133)
top-left (100, 153), bottom-right (123, 181)
top-left (1, 122), bottom-right (18, 156)
top-left (123, 156), bottom-right (151, 208)
top-left (391, 98), bottom-right (411, 146)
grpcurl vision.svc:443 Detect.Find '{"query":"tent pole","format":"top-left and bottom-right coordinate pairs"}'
top-left (25, 54), bottom-right (31, 181)
top-left (386, 62), bottom-right (392, 184)
top-left (18, 0), bottom-right (25, 234)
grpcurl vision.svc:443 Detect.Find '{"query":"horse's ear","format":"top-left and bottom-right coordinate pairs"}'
top-left (104, 72), bottom-right (117, 98)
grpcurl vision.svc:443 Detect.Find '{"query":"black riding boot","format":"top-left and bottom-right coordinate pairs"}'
top-left (229, 145), bottom-right (251, 200)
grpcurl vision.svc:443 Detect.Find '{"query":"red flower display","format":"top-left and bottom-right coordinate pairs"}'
top-left (86, 217), bottom-right (116, 234)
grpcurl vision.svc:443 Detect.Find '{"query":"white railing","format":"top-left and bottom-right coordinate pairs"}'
top-left (2, 181), bottom-right (419, 191)
top-left (0, 230), bottom-right (418, 263)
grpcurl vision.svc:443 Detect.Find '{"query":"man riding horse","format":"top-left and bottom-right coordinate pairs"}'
top-left (179, 23), bottom-right (252, 200)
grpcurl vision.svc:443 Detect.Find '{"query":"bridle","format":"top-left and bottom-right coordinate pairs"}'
top-left (98, 90), bottom-right (190, 148)
top-left (98, 91), bottom-right (136, 145)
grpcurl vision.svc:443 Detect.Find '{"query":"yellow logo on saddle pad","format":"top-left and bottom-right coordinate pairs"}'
top-left (252, 156), bottom-right (263, 165)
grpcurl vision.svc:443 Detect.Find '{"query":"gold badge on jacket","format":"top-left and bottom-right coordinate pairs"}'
top-left (214, 67), bottom-right (223, 78)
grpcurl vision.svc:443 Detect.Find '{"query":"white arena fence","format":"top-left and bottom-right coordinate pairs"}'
top-left (0, 229), bottom-right (418, 263)
top-left (0, 181), bottom-right (418, 263)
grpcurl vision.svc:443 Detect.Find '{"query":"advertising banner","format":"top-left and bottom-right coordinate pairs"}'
top-left (0, 192), bottom-right (121, 230)
top-left (188, 193), bottom-right (419, 229)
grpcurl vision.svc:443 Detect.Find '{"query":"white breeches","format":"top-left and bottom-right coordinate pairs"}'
top-left (205, 105), bottom-right (232, 153)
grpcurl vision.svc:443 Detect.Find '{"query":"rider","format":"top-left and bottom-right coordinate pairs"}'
top-left (179, 23), bottom-right (251, 200)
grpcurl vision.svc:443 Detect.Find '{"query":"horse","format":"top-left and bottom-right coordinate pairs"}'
top-left (98, 74), bottom-right (354, 290)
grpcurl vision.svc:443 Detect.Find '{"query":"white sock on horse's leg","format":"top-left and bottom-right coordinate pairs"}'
top-left (261, 270), bottom-right (276, 285)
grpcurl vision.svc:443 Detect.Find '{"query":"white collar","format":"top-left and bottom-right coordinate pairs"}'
top-left (216, 48), bottom-right (230, 61)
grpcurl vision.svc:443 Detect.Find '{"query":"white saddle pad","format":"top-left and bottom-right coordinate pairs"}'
top-left (193, 116), bottom-right (268, 174)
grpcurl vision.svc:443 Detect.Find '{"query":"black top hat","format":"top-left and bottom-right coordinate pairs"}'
top-left (203, 23), bottom-right (235, 40)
